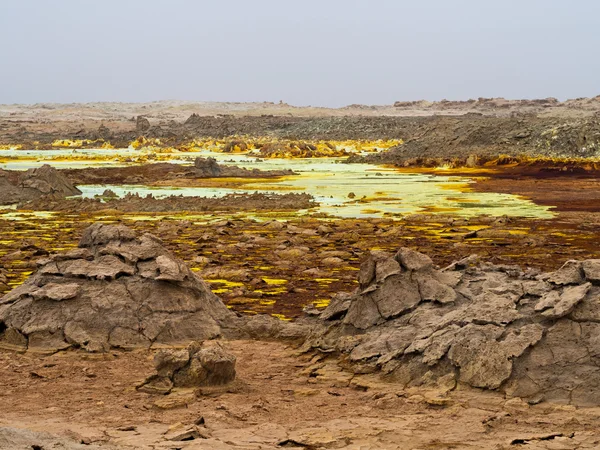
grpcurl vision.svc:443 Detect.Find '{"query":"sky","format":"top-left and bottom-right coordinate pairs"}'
top-left (1, 0), bottom-right (599, 107)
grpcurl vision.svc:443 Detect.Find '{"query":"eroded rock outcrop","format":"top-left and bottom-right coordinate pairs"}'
top-left (60, 159), bottom-right (294, 185)
top-left (0, 164), bottom-right (81, 204)
top-left (192, 157), bottom-right (293, 178)
top-left (0, 223), bottom-right (235, 353)
top-left (136, 115), bottom-right (151, 133)
top-left (137, 340), bottom-right (236, 394)
top-left (304, 249), bottom-right (600, 406)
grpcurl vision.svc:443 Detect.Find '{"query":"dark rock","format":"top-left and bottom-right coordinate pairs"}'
top-left (101, 189), bottom-right (118, 198)
top-left (136, 116), bottom-right (151, 133)
top-left (97, 124), bottom-right (111, 140)
top-left (193, 157), bottom-right (222, 177)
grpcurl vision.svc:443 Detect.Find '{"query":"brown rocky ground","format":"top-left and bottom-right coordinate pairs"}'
top-left (3, 99), bottom-right (600, 448)
top-left (1, 212), bottom-right (600, 319)
top-left (2, 99), bottom-right (600, 160)
top-left (2, 210), bottom-right (600, 449)
top-left (2, 97), bottom-right (599, 122)
top-left (468, 162), bottom-right (600, 213)
top-left (475, 177), bottom-right (600, 212)
top-left (3, 339), bottom-right (600, 449)
top-left (18, 192), bottom-right (316, 214)
top-left (392, 162), bottom-right (600, 213)
top-left (59, 159), bottom-right (294, 185)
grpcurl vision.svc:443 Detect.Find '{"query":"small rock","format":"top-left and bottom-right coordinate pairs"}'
top-left (153, 390), bottom-right (196, 410)
top-left (548, 260), bottom-right (584, 285)
top-left (395, 247), bottom-right (433, 271)
top-left (154, 349), bottom-right (190, 378)
top-left (293, 388), bottom-right (319, 397)
top-left (136, 375), bottom-right (173, 395)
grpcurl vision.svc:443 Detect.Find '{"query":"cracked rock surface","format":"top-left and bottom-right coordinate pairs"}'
top-left (304, 247), bottom-right (600, 406)
top-left (0, 223), bottom-right (236, 353)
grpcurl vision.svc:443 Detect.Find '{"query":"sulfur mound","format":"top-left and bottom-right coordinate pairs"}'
top-left (0, 164), bottom-right (81, 204)
top-left (0, 223), bottom-right (235, 353)
top-left (304, 248), bottom-right (600, 406)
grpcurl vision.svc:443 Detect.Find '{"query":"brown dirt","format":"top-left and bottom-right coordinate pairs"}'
top-left (474, 177), bottom-right (600, 212)
top-left (2, 339), bottom-right (600, 449)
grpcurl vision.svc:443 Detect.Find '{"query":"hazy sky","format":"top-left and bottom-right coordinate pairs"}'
top-left (1, 0), bottom-right (599, 106)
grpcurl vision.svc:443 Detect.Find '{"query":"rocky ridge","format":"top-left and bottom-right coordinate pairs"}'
top-left (2, 113), bottom-right (599, 161)
top-left (18, 192), bottom-right (316, 213)
top-left (51, 158), bottom-right (293, 186)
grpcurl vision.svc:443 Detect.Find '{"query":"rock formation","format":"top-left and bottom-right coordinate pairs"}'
top-left (136, 115), bottom-right (151, 133)
top-left (193, 156), bottom-right (222, 177)
top-left (0, 223), bottom-right (235, 353)
top-left (61, 159), bottom-right (294, 185)
top-left (96, 123), bottom-right (112, 140)
top-left (21, 191), bottom-right (315, 213)
top-left (0, 164), bottom-right (81, 204)
top-left (192, 157), bottom-right (294, 178)
top-left (304, 248), bottom-right (600, 406)
top-left (137, 340), bottom-right (236, 394)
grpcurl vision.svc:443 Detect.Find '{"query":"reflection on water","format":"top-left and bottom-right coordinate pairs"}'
top-left (1, 148), bottom-right (553, 219)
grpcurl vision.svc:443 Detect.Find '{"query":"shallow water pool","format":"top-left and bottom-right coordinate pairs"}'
top-left (2, 148), bottom-right (553, 219)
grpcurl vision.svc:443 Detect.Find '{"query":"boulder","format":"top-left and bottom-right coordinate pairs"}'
top-left (0, 427), bottom-right (103, 450)
top-left (136, 116), bottom-right (151, 133)
top-left (0, 223), bottom-right (235, 353)
top-left (193, 157), bottom-right (222, 177)
top-left (138, 341), bottom-right (236, 394)
top-left (97, 124), bottom-right (112, 140)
